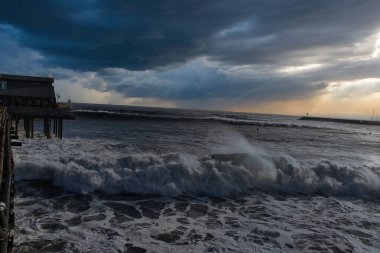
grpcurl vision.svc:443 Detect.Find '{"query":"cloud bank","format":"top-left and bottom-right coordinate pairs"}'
top-left (1, 1), bottom-right (380, 114)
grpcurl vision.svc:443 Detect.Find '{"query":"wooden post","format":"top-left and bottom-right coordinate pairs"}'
top-left (55, 119), bottom-right (58, 137)
top-left (30, 118), bottom-right (34, 139)
top-left (58, 119), bottom-right (63, 139)
top-left (23, 118), bottom-right (27, 132)
top-left (15, 120), bottom-right (18, 136)
top-left (53, 119), bottom-right (56, 135)
top-left (43, 119), bottom-right (46, 136)
top-left (0, 116), bottom-right (14, 252)
top-left (57, 119), bottom-right (60, 139)
top-left (43, 118), bottom-right (48, 136)
top-left (46, 119), bottom-right (51, 139)
top-left (25, 118), bottom-right (30, 138)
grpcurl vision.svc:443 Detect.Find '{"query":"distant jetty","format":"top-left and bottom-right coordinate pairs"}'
top-left (299, 116), bottom-right (380, 126)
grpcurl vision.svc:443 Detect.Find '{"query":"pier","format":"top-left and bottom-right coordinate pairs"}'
top-left (0, 74), bottom-right (75, 252)
top-left (0, 107), bottom-right (14, 252)
top-left (0, 74), bottom-right (75, 140)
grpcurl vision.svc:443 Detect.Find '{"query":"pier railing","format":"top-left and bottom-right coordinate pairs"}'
top-left (0, 107), bottom-right (14, 253)
top-left (55, 102), bottom-right (72, 109)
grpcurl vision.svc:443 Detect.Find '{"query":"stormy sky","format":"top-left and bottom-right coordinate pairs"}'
top-left (1, 0), bottom-right (380, 117)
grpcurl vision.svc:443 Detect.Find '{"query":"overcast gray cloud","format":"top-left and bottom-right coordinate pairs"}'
top-left (0, 0), bottom-right (380, 109)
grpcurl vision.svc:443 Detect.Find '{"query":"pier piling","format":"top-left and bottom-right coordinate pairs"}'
top-left (43, 118), bottom-right (51, 139)
top-left (53, 119), bottom-right (56, 135)
top-left (30, 118), bottom-right (34, 139)
top-left (24, 118), bottom-right (29, 138)
top-left (58, 119), bottom-right (63, 139)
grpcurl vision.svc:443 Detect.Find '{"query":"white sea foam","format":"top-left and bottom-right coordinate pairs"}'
top-left (14, 138), bottom-right (380, 198)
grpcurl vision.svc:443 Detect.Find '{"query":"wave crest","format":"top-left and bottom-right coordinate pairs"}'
top-left (15, 152), bottom-right (380, 198)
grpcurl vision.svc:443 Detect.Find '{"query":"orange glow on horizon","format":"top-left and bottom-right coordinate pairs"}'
top-left (230, 93), bottom-right (380, 119)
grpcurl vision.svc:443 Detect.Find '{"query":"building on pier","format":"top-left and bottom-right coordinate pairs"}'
top-left (0, 74), bottom-right (75, 139)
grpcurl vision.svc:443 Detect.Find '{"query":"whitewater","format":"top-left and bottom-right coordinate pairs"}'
top-left (13, 104), bottom-right (380, 252)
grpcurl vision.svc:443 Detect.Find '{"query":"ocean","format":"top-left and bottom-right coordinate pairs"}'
top-left (12, 103), bottom-right (380, 252)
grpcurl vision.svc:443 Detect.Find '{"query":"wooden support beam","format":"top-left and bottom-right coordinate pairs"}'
top-left (0, 114), bottom-right (5, 182)
top-left (43, 119), bottom-right (46, 136)
top-left (30, 118), bottom-right (34, 139)
top-left (23, 118), bottom-right (27, 132)
top-left (55, 119), bottom-right (58, 136)
top-left (15, 120), bottom-right (18, 137)
top-left (10, 142), bottom-right (21, 147)
top-left (46, 119), bottom-right (51, 139)
top-left (25, 118), bottom-right (30, 138)
top-left (57, 119), bottom-right (59, 137)
top-left (0, 118), bottom-right (13, 252)
top-left (53, 119), bottom-right (56, 135)
top-left (58, 119), bottom-right (63, 139)
top-left (43, 118), bottom-right (48, 136)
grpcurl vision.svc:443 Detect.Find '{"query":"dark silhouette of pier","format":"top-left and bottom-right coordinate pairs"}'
top-left (0, 74), bottom-right (75, 252)
top-left (0, 107), bottom-right (14, 252)
top-left (0, 74), bottom-right (75, 140)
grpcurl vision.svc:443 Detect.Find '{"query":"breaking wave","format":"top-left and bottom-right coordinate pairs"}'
top-left (15, 151), bottom-right (380, 199)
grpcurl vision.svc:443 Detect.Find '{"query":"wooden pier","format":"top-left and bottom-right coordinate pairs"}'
top-left (0, 107), bottom-right (15, 252)
top-left (0, 74), bottom-right (75, 252)
top-left (8, 106), bottom-right (75, 140)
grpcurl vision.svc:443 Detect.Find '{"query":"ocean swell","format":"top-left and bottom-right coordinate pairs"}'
top-left (74, 109), bottom-right (328, 130)
top-left (15, 152), bottom-right (380, 198)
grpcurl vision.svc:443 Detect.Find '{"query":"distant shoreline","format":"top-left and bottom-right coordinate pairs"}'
top-left (299, 116), bottom-right (380, 126)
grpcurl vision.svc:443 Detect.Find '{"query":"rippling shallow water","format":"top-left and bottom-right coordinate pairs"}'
top-left (13, 104), bottom-right (380, 252)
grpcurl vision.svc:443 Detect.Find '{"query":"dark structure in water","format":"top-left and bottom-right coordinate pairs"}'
top-left (0, 74), bottom-right (75, 252)
top-left (300, 116), bottom-right (380, 126)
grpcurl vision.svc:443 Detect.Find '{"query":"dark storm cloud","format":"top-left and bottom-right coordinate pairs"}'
top-left (115, 76), bottom-right (326, 101)
top-left (2, 0), bottom-right (379, 71)
top-left (0, 0), bottom-right (254, 70)
top-left (1, 1), bottom-right (380, 104)
top-left (85, 59), bottom-right (327, 102)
